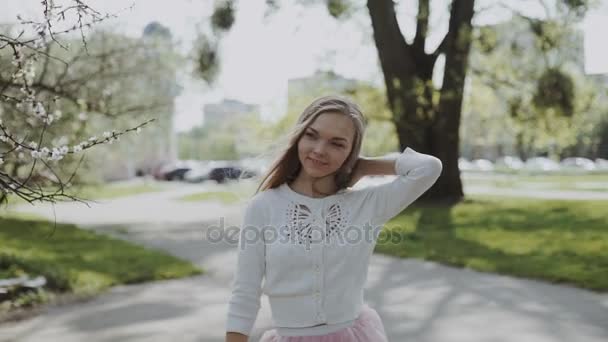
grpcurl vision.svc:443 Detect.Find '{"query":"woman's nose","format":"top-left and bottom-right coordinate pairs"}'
top-left (312, 142), bottom-right (327, 155)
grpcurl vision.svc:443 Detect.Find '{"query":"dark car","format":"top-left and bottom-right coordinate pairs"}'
top-left (207, 166), bottom-right (257, 183)
top-left (164, 167), bottom-right (191, 181)
top-left (208, 166), bottom-right (241, 183)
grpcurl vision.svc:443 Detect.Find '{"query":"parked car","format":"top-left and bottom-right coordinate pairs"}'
top-left (208, 166), bottom-right (241, 183)
top-left (596, 158), bottom-right (608, 170)
top-left (183, 161), bottom-right (219, 183)
top-left (495, 156), bottom-right (524, 170)
top-left (523, 157), bottom-right (560, 172)
top-left (472, 159), bottom-right (495, 171)
top-left (164, 167), bottom-right (191, 181)
top-left (208, 165), bottom-right (257, 183)
top-left (152, 160), bottom-right (199, 181)
top-left (560, 157), bottom-right (597, 171)
top-left (458, 158), bottom-right (475, 171)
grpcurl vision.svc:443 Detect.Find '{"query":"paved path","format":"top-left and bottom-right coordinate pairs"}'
top-left (1, 182), bottom-right (607, 341)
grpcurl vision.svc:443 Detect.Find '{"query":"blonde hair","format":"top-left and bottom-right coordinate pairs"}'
top-left (255, 95), bottom-right (367, 195)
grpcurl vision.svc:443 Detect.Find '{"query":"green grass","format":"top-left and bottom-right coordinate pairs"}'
top-left (5, 182), bottom-right (166, 207)
top-left (179, 180), bottom-right (260, 203)
top-left (178, 191), bottom-right (241, 204)
top-left (0, 215), bottom-right (201, 313)
top-left (68, 183), bottom-right (166, 200)
top-left (375, 196), bottom-right (608, 292)
top-left (463, 173), bottom-right (608, 192)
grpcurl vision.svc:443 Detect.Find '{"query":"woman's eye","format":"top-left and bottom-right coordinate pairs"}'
top-left (333, 143), bottom-right (345, 148)
top-left (305, 132), bottom-right (315, 138)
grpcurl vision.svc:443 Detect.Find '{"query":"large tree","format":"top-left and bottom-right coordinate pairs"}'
top-left (206, 0), bottom-right (593, 204)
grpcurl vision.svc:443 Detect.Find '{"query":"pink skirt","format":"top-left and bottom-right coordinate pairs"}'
top-left (258, 304), bottom-right (388, 342)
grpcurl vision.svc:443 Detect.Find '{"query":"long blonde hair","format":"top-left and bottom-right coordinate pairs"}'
top-left (255, 95), bottom-right (367, 195)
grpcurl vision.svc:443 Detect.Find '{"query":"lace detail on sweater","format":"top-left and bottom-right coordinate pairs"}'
top-left (285, 202), bottom-right (350, 249)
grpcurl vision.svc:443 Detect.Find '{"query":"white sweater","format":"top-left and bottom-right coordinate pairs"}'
top-left (226, 147), bottom-right (443, 337)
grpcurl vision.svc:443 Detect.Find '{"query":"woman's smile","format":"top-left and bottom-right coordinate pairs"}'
top-left (307, 157), bottom-right (328, 168)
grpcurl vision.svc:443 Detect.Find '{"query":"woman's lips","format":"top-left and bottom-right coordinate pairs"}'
top-left (308, 157), bottom-right (328, 168)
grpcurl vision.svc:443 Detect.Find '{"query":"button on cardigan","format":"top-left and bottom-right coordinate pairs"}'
top-left (226, 147), bottom-right (443, 337)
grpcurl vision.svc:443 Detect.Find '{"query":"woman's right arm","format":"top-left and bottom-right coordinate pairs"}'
top-left (225, 197), bottom-right (268, 342)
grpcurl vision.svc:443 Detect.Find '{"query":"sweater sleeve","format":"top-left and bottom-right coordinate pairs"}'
top-left (226, 197), bottom-right (267, 336)
top-left (364, 147), bottom-right (443, 226)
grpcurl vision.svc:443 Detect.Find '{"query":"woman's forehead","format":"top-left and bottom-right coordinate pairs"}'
top-left (308, 113), bottom-right (355, 140)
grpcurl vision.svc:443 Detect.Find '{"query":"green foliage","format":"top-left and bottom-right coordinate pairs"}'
top-left (178, 111), bottom-right (270, 160)
top-left (193, 33), bottom-right (220, 84)
top-left (529, 19), bottom-right (562, 52)
top-left (533, 68), bottom-right (575, 117)
top-left (475, 26), bottom-right (498, 54)
top-left (211, 0), bottom-right (236, 32)
top-left (467, 16), bottom-right (607, 158)
top-left (326, 0), bottom-right (350, 19)
top-left (562, 0), bottom-right (591, 17)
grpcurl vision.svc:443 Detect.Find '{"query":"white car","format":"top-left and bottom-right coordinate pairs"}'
top-left (595, 158), bottom-right (608, 170)
top-left (472, 159), bottom-right (495, 171)
top-left (524, 157), bottom-right (561, 172)
top-left (560, 157), bottom-right (597, 171)
top-left (495, 156), bottom-right (524, 170)
top-left (458, 158), bottom-right (475, 171)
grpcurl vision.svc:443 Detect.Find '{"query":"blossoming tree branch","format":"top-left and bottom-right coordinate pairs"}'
top-left (0, 0), bottom-right (164, 206)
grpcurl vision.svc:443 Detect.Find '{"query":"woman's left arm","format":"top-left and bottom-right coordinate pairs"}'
top-left (351, 147), bottom-right (443, 224)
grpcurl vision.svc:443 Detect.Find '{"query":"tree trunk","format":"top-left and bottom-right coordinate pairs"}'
top-left (428, 0), bottom-right (474, 204)
top-left (368, 0), bottom-right (475, 205)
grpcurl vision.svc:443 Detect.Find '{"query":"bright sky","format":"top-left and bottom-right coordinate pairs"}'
top-left (2, 0), bottom-right (607, 132)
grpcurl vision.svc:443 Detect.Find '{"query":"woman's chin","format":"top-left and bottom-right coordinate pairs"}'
top-left (303, 167), bottom-right (331, 179)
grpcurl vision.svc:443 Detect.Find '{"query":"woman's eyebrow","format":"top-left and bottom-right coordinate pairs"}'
top-left (308, 127), bottom-right (349, 142)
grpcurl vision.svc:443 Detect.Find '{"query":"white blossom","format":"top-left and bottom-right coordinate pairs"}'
top-left (34, 102), bottom-right (46, 116)
top-left (45, 114), bottom-right (54, 124)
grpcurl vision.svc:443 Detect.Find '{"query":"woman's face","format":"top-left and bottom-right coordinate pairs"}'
top-left (297, 111), bottom-right (356, 179)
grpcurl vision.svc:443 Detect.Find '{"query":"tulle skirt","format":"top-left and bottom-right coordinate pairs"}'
top-left (258, 304), bottom-right (388, 342)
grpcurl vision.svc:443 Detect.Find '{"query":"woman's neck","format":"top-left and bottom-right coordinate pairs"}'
top-left (289, 171), bottom-right (337, 198)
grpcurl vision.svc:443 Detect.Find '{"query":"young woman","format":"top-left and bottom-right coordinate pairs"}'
top-left (225, 95), bottom-right (443, 342)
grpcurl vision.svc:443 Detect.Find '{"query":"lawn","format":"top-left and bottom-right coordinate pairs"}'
top-left (178, 180), bottom-right (259, 203)
top-left (0, 215), bottom-right (201, 316)
top-left (5, 181), bottom-right (166, 207)
top-left (67, 182), bottom-right (166, 200)
top-left (462, 172), bottom-right (608, 192)
top-left (375, 196), bottom-right (608, 292)
top-left (179, 191), bottom-right (241, 204)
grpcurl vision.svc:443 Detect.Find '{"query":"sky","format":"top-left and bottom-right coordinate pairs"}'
top-left (2, 0), bottom-right (607, 132)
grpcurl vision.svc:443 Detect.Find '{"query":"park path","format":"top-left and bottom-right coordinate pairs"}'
top-left (1, 181), bottom-right (607, 341)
